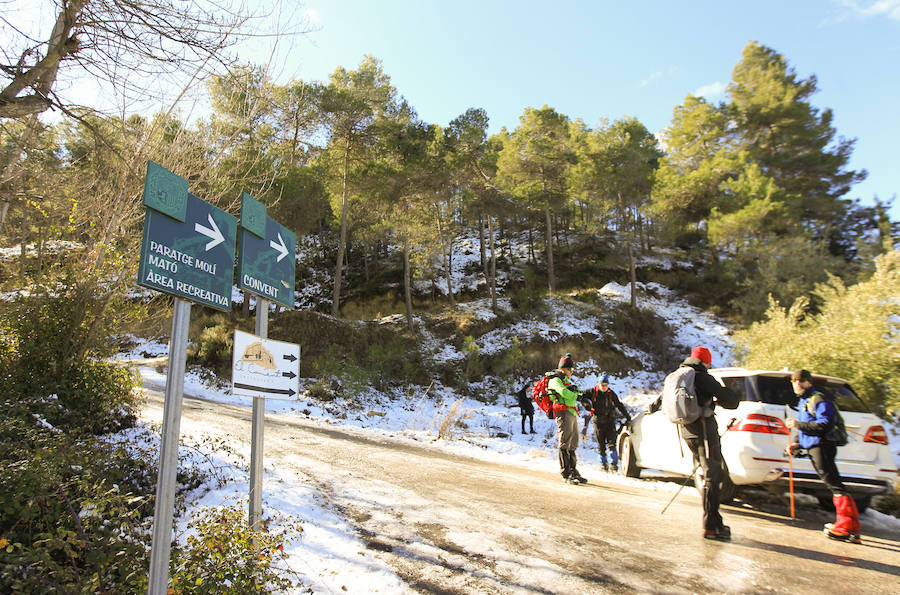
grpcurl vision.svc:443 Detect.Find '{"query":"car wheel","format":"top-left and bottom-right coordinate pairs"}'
top-left (816, 494), bottom-right (871, 513)
top-left (694, 463), bottom-right (735, 505)
top-left (620, 434), bottom-right (641, 478)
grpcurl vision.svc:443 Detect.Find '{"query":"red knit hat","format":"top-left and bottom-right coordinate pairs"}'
top-left (690, 346), bottom-right (712, 366)
top-left (558, 353), bottom-right (574, 369)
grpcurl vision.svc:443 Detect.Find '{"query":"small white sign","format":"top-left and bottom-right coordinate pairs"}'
top-left (232, 329), bottom-right (300, 399)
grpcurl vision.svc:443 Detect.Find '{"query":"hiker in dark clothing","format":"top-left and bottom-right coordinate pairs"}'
top-left (581, 375), bottom-right (631, 472)
top-left (514, 384), bottom-right (535, 434)
top-left (677, 346), bottom-right (739, 541)
top-left (786, 369), bottom-right (860, 543)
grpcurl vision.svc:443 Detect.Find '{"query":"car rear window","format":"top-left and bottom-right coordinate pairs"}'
top-left (750, 376), bottom-right (870, 412)
top-left (753, 376), bottom-right (796, 407)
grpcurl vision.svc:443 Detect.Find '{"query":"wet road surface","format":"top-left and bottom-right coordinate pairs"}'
top-left (142, 385), bottom-right (900, 594)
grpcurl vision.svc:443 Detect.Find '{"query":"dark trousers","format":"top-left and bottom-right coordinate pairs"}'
top-left (521, 412), bottom-right (534, 433)
top-left (684, 418), bottom-right (724, 532)
top-left (593, 419), bottom-right (618, 465)
top-left (808, 443), bottom-right (848, 497)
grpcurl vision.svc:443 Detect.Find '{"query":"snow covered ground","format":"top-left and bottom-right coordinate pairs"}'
top-left (113, 279), bottom-right (900, 593)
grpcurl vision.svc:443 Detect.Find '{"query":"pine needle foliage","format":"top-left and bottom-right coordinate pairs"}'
top-left (735, 248), bottom-right (900, 414)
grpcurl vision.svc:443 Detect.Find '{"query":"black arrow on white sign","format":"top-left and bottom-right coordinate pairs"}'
top-left (234, 382), bottom-right (296, 397)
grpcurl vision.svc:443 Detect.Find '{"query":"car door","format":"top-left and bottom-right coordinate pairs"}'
top-left (634, 407), bottom-right (693, 474)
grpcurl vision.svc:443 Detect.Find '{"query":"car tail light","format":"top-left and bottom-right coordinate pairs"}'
top-left (733, 414), bottom-right (790, 435)
top-left (864, 426), bottom-right (889, 445)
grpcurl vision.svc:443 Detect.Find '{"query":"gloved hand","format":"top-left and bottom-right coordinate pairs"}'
top-left (784, 442), bottom-right (802, 457)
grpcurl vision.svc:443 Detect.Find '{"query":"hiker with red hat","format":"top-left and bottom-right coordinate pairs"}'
top-left (546, 353), bottom-right (587, 484)
top-left (675, 346), bottom-right (739, 540)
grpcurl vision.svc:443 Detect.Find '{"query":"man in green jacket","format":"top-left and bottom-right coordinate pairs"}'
top-left (547, 353), bottom-right (586, 484)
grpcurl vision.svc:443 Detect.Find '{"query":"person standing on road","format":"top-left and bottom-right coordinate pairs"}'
top-left (513, 383), bottom-right (536, 434)
top-left (676, 346), bottom-right (739, 541)
top-left (786, 369), bottom-right (861, 544)
top-left (546, 353), bottom-right (586, 484)
top-left (581, 375), bottom-right (631, 472)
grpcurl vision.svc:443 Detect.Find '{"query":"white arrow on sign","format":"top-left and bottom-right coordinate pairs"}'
top-left (269, 232), bottom-right (289, 262)
top-left (195, 213), bottom-right (225, 251)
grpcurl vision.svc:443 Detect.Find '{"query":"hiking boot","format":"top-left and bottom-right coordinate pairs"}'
top-left (824, 525), bottom-right (852, 542)
top-left (703, 525), bottom-right (731, 541)
top-left (601, 464), bottom-right (609, 473)
top-left (565, 475), bottom-right (580, 485)
top-left (610, 465), bottom-right (619, 473)
top-left (571, 471), bottom-right (587, 484)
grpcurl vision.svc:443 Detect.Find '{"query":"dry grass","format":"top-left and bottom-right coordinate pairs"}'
top-left (434, 398), bottom-right (476, 440)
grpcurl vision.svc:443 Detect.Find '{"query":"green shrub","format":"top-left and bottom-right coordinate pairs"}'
top-left (0, 417), bottom-right (154, 593)
top-left (735, 248), bottom-right (900, 413)
top-left (187, 322), bottom-right (234, 380)
top-left (310, 346), bottom-right (375, 398)
top-left (607, 303), bottom-right (676, 369)
top-left (366, 338), bottom-right (420, 388)
top-left (509, 287), bottom-right (548, 318)
top-left (456, 335), bottom-right (482, 393)
top-left (169, 506), bottom-right (301, 594)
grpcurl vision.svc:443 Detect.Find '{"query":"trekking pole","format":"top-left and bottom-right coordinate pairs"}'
top-left (661, 417), bottom-right (735, 515)
top-left (784, 410), bottom-right (796, 519)
top-left (788, 442), bottom-right (795, 519)
top-left (660, 460), bottom-right (702, 515)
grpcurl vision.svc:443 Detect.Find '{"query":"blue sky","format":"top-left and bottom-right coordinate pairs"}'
top-left (279, 0), bottom-right (900, 220)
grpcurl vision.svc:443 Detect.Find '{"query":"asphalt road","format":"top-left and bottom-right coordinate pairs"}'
top-left (141, 385), bottom-right (900, 594)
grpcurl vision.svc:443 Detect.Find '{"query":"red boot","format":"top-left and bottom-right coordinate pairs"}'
top-left (826, 495), bottom-right (861, 543)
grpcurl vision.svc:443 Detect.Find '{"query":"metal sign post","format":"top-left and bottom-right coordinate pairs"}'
top-left (249, 301), bottom-right (268, 531)
top-left (138, 162), bottom-right (237, 594)
top-left (147, 298), bottom-right (191, 595)
top-left (235, 193), bottom-right (296, 529)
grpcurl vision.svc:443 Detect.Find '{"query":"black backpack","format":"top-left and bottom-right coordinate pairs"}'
top-left (805, 393), bottom-right (849, 447)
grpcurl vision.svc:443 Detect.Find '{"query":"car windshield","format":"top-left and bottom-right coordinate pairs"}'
top-left (749, 376), bottom-right (870, 412)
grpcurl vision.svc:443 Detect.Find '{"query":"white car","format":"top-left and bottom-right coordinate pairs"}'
top-left (617, 368), bottom-right (897, 511)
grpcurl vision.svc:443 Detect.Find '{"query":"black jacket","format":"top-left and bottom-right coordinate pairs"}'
top-left (516, 384), bottom-right (535, 415)
top-left (581, 386), bottom-right (630, 424)
top-left (679, 358), bottom-right (739, 440)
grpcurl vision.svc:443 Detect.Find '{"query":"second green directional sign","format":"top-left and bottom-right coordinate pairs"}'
top-left (237, 193), bottom-right (296, 309)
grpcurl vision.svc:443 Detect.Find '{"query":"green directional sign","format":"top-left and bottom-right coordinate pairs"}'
top-left (138, 191), bottom-right (237, 312)
top-left (237, 194), bottom-right (296, 309)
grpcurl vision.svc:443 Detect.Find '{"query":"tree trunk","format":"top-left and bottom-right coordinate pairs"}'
top-left (488, 215), bottom-right (497, 312)
top-left (331, 143), bottom-right (351, 317)
top-left (0, 200), bottom-right (9, 240)
top-left (436, 209), bottom-right (455, 307)
top-left (20, 200), bottom-right (28, 282)
top-left (528, 225), bottom-right (535, 264)
top-left (618, 192), bottom-right (637, 309)
top-left (544, 207), bottom-right (555, 294)
top-left (403, 232), bottom-right (415, 332)
top-left (478, 212), bottom-right (487, 278)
